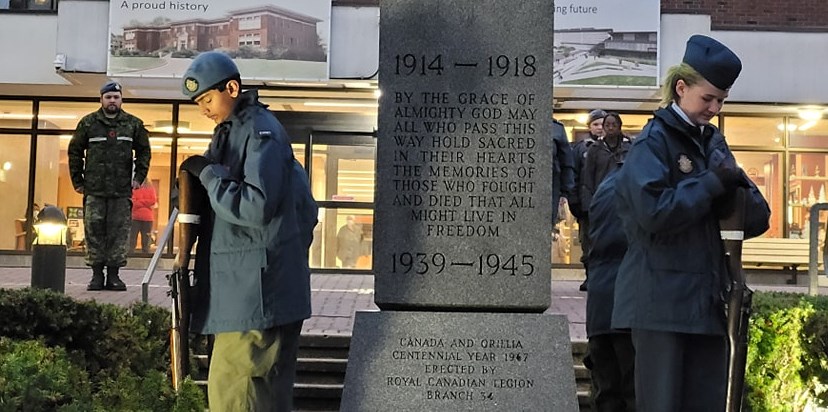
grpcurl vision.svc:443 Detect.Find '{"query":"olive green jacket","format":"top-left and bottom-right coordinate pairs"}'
top-left (68, 108), bottom-right (151, 197)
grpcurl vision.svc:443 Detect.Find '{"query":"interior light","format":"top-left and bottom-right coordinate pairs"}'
top-left (798, 121), bottom-right (817, 131)
top-left (576, 114), bottom-right (589, 125)
top-left (2, 161), bottom-right (10, 171)
top-left (374, 90), bottom-right (382, 98)
top-left (798, 109), bottom-right (823, 121)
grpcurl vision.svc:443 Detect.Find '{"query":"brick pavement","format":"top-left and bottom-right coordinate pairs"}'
top-left (3, 265), bottom-right (825, 343)
top-left (0, 266), bottom-right (590, 341)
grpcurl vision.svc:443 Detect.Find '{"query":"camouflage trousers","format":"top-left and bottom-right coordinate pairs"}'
top-left (83, 195), bottom-right (132, 267)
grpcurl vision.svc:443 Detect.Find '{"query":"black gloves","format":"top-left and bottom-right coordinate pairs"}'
top-left (713, 166), bottom-right (744, 191)
top-left (180, 155), bottom-right (212, 177)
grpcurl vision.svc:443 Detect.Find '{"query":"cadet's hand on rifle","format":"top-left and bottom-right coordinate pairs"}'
top-left (181, 155), bottom-right (212, 177)
top-left (713, 165), bottom-right (743, 190)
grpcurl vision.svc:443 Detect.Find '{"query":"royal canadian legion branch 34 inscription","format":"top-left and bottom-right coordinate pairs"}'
top-left (376, 52), bottom-right (550, 283)
top-left (387, 335), bottom-right (534, 402)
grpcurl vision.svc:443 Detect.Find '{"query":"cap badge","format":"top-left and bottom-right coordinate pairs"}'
top-left (185, 78), bottom-right (199, 93)
top-left (678, 154), bottom-right (693, 174)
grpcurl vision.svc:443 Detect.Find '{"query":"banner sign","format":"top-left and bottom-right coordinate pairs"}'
top-left (108, 0), bottom-right (331, 81)
top-left (554, 0), bottom-right (660, 87)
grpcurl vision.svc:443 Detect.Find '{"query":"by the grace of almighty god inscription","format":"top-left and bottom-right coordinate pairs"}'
top-left (373, 0), bottom-right (553, 311)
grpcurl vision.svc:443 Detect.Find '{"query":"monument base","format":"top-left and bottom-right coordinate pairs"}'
top-left (340, 311), bottom-right (577, 411)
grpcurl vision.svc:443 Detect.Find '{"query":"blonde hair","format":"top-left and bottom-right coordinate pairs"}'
top-left (659, 62), bottom-right (706, 107)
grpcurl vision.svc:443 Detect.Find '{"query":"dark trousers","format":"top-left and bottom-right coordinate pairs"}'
top-left (578, 217), bottom-right (591, 273)
top-left (129, 220), bottom-right (152, 253)
top-left (631, 329), bottom-right (727, 412)
top-left (587, 333), bottom-right (636, 411)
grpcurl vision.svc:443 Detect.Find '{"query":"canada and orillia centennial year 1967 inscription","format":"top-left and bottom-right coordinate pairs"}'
top-left (387, 53), bottom-right (540, 278)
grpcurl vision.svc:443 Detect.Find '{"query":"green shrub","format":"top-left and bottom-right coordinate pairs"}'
top-left (0, 338), bottom-right (93, 411)
top-left (0, 288), bottom-right (205, 411)
top-left (747, 292), bottom-right (828, 411)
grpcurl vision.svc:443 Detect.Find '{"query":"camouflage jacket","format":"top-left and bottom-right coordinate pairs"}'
top-left (68, 108), bottom-right (151, 198)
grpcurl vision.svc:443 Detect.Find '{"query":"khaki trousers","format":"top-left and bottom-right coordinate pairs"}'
top-left (207, 321), bottom-right (303, 412)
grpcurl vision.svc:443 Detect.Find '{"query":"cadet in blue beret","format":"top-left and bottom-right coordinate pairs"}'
top-left (179, 51), bottom-right (317, 412)
top-left (68, 79), bottom-right (150, 292)
top-left (611, 35), bottom-right (770, 410)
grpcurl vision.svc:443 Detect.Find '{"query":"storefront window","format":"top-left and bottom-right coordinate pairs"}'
top-left (38, 102), bottom-right (172, 132)
top-left (178, 104), bottom-right (219, 135)
top-left (0, 100), bottom-right (34, 129)
top-left (734, 151), bottom-right (783, 237)
top-left (311, 143), bottom-right (376, 202)
top-left (311, 207), bottom-right (373, 270)
top-left (789, 119), bottom-right (828, 150)
top-left (0, 135), bottom-right (31, 251)
top-left (38, 102), bottom-right (98, 130)
top-left (724, 116), bottom-right (784, 147)
top-left (788, 152), bottom-right (828, 238)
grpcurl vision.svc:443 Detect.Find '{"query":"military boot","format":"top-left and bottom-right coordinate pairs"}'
top-left (105, 266), bottom-right (127, 291)
top-left (87, 265), bottom-right (105, 291)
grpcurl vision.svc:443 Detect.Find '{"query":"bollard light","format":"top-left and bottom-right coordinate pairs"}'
top-left (31, 205), bottom-right (67, 293)
top-left (33, 205), bottom-right (68, 245)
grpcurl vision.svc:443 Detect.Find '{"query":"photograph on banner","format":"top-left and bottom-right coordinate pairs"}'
top-left (108, 0), bottom-right (331, 81)
top-left (554, 0), bottom-right (660, 87)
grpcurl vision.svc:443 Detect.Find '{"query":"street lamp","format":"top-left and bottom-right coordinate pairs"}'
top-left (31, 205), bottom-right (67, 293)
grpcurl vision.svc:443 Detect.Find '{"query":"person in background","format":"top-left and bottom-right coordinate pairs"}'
top-left (584, 166), bottom-right (635, 412)
top-left (178, 51), bottom-right (314, 412)
top-left (612, 34), bottom-right (770, 411)
top-left (68, 80), bottom-right (151, 292)
top-left (551, 118), bottom-right (576, 226)
top-left (580, 112), bottom-right (632, 211)
top-left (129, 179), bottom-right (157, 253)
top-left (337, 215), bottom-right (363, 268)
top-left (569, 109), bottom-right (606, 291)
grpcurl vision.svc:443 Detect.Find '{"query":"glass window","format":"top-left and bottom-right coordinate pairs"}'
top-left (37, 102), bottom-right (98, 130)
top-left (787, 153), bottom-right (828, 238)
top-left (789, 118), bottom-right (828, 150)
top-left (40, 102), bottom-right (175, 134)
top-left (723, 116), bottom-right (784, 148)
top-left (311, 144), bottom-right (376, 202)
top-left (178, 104), bottom-right (219, 135)
top-left (0, 100), bottom-right (33, 129)
top-left (0, 135), bottom-right (32, 251)
top-left (310, 207), bottom-right (373, 270)
top-left (734, 151), bottom-right (783, 238)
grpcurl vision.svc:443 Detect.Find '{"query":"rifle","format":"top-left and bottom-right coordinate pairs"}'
top-left (720, 188), bottom-right (751, 412)
top-left (169, 166), bottom-right (207, 391)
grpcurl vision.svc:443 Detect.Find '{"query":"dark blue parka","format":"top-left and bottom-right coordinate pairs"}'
top-left (552, 119), bottom-right (576, 223)
top-left (586, 169), bottom-right (626, 337)
top-left (612, 106), bottom-right (770, 335)
top-left (190, 90), bottom-right (311, 334)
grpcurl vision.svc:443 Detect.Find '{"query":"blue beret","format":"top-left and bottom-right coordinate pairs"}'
top-left (682, 34), bottom-right (742, 91)
top-left (182, 52), bottom-right (240, 100)
top-left (587, 109), bottom-right (607, 124)
top-left (100, 81), bottom-right (122, 95)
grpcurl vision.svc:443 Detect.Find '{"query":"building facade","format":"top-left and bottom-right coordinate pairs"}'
top-left (2, 0), bottom-right (828, 270)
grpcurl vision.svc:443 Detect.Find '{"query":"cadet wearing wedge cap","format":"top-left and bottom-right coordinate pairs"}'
top-left (611, 35), bottom-right (771, 411)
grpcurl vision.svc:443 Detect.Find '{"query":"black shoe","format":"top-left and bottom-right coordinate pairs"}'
top-left (579, 281), bottom-right (588, 292)
top-left (105, 266), bottom-right (127, 291)
top-left (87, 266), bottom-right (104, 291)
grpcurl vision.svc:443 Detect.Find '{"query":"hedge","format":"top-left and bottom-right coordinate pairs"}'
top-left (0, 288), bottom-right (205, 411)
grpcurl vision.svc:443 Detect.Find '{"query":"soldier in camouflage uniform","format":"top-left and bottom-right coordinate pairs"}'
top-left (68, 81), bottom-right (151, 291)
